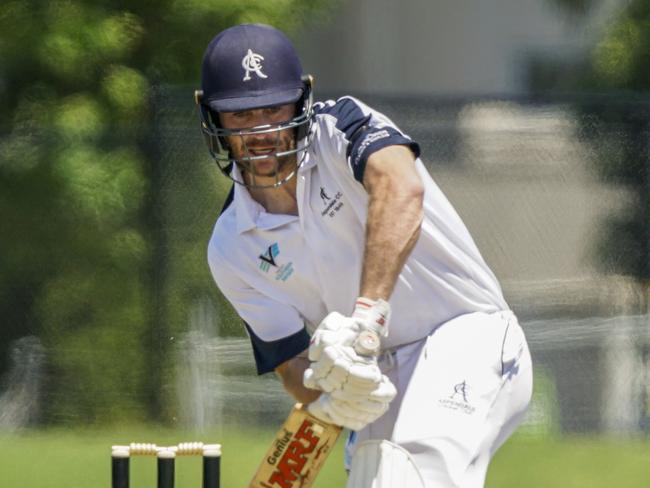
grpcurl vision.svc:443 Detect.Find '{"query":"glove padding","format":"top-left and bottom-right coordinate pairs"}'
top-left (305, 298), bottom-right (391, 394)
top-left (307, 376), bottom-right (397, 431)
top-left (303, 343), bottom-right (382, 393)
top-left (309, 299), bottom-right (391, 362)
top-left (308, 312), bottom-right (361, 361)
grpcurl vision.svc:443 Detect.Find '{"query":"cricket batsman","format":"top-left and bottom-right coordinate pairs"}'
top-left (196, 23), bottom-right (533, 487)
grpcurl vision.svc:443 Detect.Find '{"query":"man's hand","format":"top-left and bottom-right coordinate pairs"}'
top-left (303, 344), bottom-right (381, 392)
top-left (309, 298), bottom-right (391, 358)
top-left (304, 298), bottom-right (391, 394)
top-left (307, 376), bottom-right (396, 431)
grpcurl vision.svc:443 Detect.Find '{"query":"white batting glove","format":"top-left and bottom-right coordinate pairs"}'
top-left (329, 374), bottom-right (397, 404)
top-left (351, 297), bottom-right (391, 340)
top-left (307, 312), bottom-right (360, 362)
top-left (309, 298), bottom-right (391, 362)
top-left (304, 298), bottom-right (391, 393)
top-left (303, 344), bottom-right (382, 393)
top-left (307, 376), bottom-right (396, 431)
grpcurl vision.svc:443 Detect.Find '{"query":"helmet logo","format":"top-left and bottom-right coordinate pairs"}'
top-left (242, 49), bottom-right (268, 81)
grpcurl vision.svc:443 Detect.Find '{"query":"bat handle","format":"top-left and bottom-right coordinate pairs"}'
top-left (353, 329), bottom-right (381, 357)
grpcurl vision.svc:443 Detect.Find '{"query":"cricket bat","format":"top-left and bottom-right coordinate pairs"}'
top-left (248, 403), bottom-right (343, 488)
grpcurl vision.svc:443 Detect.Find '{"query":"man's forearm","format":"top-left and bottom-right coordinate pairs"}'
top-left (275, 355), bottom-right (322, 404)
top-left (360, 145), bottom-right (424, 300)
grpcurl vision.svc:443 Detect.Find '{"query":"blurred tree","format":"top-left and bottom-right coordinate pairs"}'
top-left (0, 1), bottom-right (334, 424)
top-left (539, 0), bottom-right (650, 307)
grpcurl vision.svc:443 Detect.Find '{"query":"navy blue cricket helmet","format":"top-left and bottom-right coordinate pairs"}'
top-left (195, 24), bottom-right (315, 188)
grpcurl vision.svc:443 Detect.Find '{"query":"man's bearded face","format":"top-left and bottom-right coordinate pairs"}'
top-left (220, 104), bottom-right (297, 181)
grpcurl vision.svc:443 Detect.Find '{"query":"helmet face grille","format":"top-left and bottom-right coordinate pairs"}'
top-left (196, 77), bottom-right (315, 189)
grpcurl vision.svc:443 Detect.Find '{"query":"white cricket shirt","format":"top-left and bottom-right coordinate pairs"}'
top-left (208, 96), bottom-right (507, 374)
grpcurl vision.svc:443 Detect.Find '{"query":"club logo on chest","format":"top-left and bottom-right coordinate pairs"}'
top-left (319, 187), bottom-right (344, 218)
top-left (258, 242), bottom-right (294, 281)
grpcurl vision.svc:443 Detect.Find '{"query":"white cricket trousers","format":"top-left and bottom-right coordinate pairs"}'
top-left (347, 310), bottom-right (533, 488)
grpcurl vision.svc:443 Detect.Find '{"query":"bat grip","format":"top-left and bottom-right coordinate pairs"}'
top-left (353, 329), bottom-right (381, 357)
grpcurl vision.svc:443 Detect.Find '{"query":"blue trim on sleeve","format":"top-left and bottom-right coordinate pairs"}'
top-left (244, 322), bottom-right (311, 375)
top-left (315, 98), bottom-right (421, 183)
top-left (349, 128), bottom-right (420, 183)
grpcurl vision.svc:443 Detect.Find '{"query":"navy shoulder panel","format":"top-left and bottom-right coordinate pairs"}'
top-left (244, 322), bottom-right (311, 375)
top-left (315, 98), bottom-right (371, 158)
top-left (315, 98), bottom-right (420, 183)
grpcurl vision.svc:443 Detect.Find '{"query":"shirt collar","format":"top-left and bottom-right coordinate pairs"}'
top-left (231, 164), bottom-right (299, 234)
top-left (299, 140), bottom-right (317, 171)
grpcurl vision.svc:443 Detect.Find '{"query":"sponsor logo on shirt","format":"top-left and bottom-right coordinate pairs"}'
top-left (259, 243), bottom-right (279, 272)
top-left (438, 380), bottom-right (476, 415)
top-left (319, 187), bottom-right (331, 205)
top-left (319, 187), bottom-right (344, 218)
top-left (258, 242), bottom-right (294, 281)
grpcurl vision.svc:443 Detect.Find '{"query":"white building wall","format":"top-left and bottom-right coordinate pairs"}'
top-left (297, 0), bottom-right (624, 96)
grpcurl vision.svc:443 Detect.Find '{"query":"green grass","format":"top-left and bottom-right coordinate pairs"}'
top-left (0, 423), bottom-right (347, 487)
top-left (487, 434), bottom-right (650, 487)
top-left (1, 426), bottom-right (650, 487)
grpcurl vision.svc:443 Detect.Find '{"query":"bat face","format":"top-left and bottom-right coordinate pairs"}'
top-left (249, 404), bottom-right (342, 488)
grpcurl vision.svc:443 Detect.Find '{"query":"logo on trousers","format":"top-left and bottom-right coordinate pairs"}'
top-left (450, 380), bottom-right (469, 403)
top-left (438, 380), bottom-right (476, 415)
